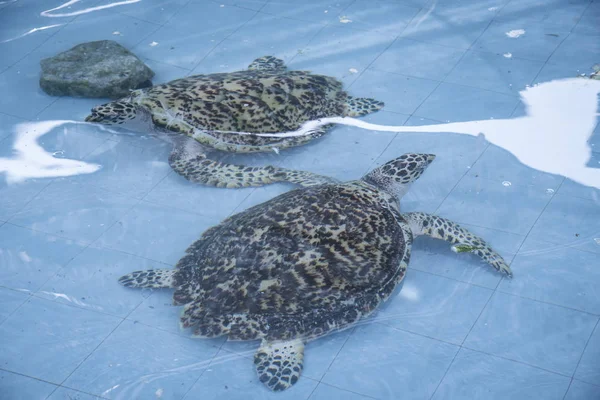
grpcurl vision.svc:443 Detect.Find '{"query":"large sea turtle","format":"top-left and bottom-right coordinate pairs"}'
top-left (84, 56), bottom-right (384, 188)
top-left (118, 153), bottom-right (511, 391)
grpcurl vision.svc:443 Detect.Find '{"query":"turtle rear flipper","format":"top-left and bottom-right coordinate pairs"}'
top-left (344, 96), bottom-right (385, 117)
top-left (255, 339), bottom-right (304, 391)
top-left (118, 269), bottom-right (175, 288)
top-left (248, 56), bottom-right (287, 72)
top-left (281, 169), bottom-right (339, 187)
top-left (168, 143), bottom-right (336, 188)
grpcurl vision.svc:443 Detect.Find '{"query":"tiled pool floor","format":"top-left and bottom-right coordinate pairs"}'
top-left (1, 0), bottom-right (600, 399)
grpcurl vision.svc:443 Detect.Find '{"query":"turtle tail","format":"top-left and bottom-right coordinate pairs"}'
top-left (118, 269), bottom-right (176, 288)
top-left (344, 96), bottom-right (385, 117)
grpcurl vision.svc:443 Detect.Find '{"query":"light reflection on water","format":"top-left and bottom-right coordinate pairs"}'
top-left (40, 0), bottom-right (142, 18)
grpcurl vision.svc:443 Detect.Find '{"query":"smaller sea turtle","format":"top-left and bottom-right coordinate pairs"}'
top-left (84, 56), bottom-right (384, 189)
top-left (118, 153), bottom-right (511, 392)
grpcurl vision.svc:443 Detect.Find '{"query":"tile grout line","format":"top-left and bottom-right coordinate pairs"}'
top-left (562, 378), bottom-right (575, 400)
top-left (56, 319), bottom-right (127, 390)
top-left (571, 377), bottom-right (600, 389)
top-left (308, 381), bottom-right (379, 400)
top-left (428, 347), bottom-right (460, 400)
top-left (0, 1), bottom-right (87, 71)
top-left (0, 367), bottom-right (110, 400)
top-left (403, 25), bottom-right (485, 124)
top-left (427, 11), bottom-right (505, 215)
top-left (343, 3), bottom-right (425, 175)
top-left (187, 1), bottom-right (271, 74)
top-left (429, 284), bottom-right (495, 399)
top-left (410, 257), bottom-right (600, 317)
top-left (124, 290), bottom-right (227, 397)
top-left (443, 159), bottom-right (568, 396)
top-left (460, 344), bottom-right (579, 379)
top-left (569, 0), bottom-right (595, 34)
top-left (0, 282), bottom-right (141, 321)
top-left (16, 181), bottom-right (146, 310)
top-left (366, 66), bottom-right (524, 99)
top-left (271, 0), bottom-right (353, 67)
top-left (528, 20), bottom-right (572, 88)
top-left (371, 316), bottom-right (579, 380)
top-left (345, 4), bottom-right (422, 92)
top-left (0, 137), bottom-right (118, 323)
top-left (432, 142), bottom-right (491, 216)
top-left (569, 317), bottom-right (600, 382)
top-left (51, 265), bottom-right (184, 396)
top-left (178, 346), bottom-right (231, 400)
top-left (314, 327), bottom-right (357, 386)
top-left (0, 109), bottom-right (31, 121)
top-left (0, 289), bottom-right (31, 328)
top-left (426, 13), bottom-right (519, 397)
top-left (2, 179), bottom-right (55, 221)
top-left (508, 175), bottom-right (565, 267)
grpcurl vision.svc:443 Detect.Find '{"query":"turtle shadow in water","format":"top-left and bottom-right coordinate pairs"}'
top-left (255, 77), bottom-right (600, 190)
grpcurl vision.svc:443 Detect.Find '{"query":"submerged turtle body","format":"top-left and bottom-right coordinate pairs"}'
top-left (118, 153), bottom-right (512, 392)
top-left (85, 56), bottom-right (384, 188)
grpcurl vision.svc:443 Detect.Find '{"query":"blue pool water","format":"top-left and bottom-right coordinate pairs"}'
top-left (1, 0), bottom-right (600, 399)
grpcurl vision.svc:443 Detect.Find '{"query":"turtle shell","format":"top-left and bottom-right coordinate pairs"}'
top-left (170, 182), bottom-right (409, 342)
top-left (135, 69), bottom-right (347, 135)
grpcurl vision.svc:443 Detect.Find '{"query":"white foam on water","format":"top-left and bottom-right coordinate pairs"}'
top-left (506, 29), bottom-right (525, 38)
top-left (218, 78), bottom-right (600, 190)
top-left (0, 120), bottom-right (102, 183)
top-left (503, 52), bottom-right (513, 58)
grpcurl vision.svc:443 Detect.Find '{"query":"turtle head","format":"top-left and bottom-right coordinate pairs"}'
top-left (85, 100), bottom-right (138, 125)
top-left (362, 153), bottom-right (436, 199)
top-left (85, 100), bottom-right (152, 132)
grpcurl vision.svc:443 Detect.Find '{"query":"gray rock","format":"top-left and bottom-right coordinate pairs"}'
top-left (40, 40), bottom-right (155, 99)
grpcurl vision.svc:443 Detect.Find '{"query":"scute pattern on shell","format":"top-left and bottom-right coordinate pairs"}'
top-left (170, 181), bottom-right (409, 342)
top-left (130, 69), bottom-right (348, 152)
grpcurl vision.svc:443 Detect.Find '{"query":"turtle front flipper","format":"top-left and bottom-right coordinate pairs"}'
top-left (168, 141), bottom-right (337, 188)
top-left (403, 212), bottom-right (513, 277)
top-left (255, 339), bottom-right (304, 391)
top-left (247, 56), bottom-right (287, 72)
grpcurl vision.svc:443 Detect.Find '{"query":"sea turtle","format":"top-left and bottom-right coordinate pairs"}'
top-left (84, 56), bottom-right (384, 188)
top-left (118, 153), bottom-right (512, 392)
